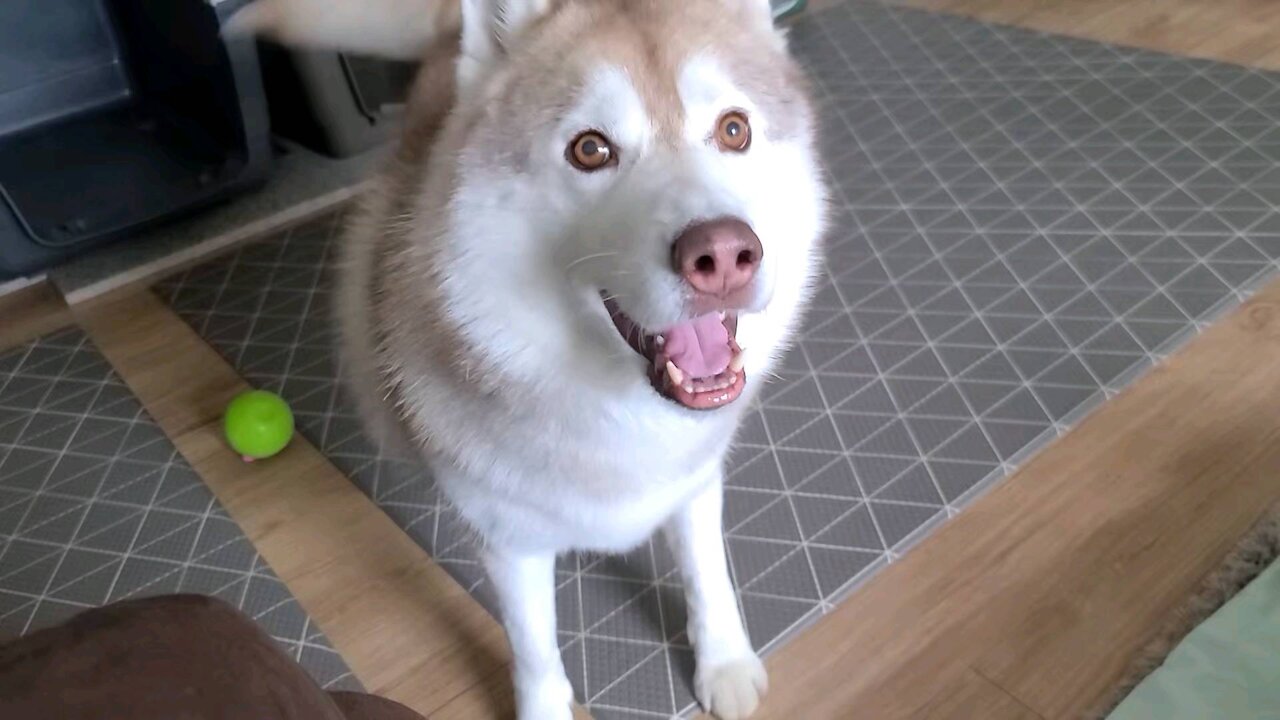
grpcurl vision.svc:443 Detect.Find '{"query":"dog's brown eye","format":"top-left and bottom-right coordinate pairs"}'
top-left (568, 131), bottom-right (616, 171)
top-left (715, 111), bottom-right (751, 153)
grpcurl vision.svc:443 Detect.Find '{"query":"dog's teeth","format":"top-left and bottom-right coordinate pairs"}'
top-left (730, 350), bottom-right (746, 373)
top-left (656, 335), bottom-right (665, 346)
top-left (665, 361), bottom-right (683, 387)
top-left (683, 382), bottom-right (694, 394)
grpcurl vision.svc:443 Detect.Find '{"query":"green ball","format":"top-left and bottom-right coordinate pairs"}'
top-left (224, 390), bottom-right (294, 460)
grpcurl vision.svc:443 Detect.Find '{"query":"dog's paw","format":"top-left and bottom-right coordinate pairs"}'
top-left (515, 670), bottom-right (574, 720)
top-left (695, 654), bottom-right (768, 720)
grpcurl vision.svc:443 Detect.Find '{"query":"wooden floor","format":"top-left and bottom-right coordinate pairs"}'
top-left (754, 279), bottom-right (1280, 719)
top-left (0, 281), bottom-right (72, 354)
top-left (5, 2), bottom-right (1280, 718)
top-left (888, 0), bottom-right (1280, 71)
top-left (68, 292), bottom-right (602, 720)
top-left (71, 293), bottom-right (511, 716)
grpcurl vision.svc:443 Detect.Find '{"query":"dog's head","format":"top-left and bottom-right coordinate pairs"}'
top-left (236, 0), bottom-right (826, 413)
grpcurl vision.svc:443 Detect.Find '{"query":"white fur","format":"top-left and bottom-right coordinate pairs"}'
top-left (456, 0), bottom-right (551, 94)
top-left (674, 55), bottom-right (826, 372)
top-left (414, 53), bottom-right (823, 717)
top-left (484, 549), bottom-right (575, 720)
top-left (668, 476), bottom-right (769, 719)
top-left (243, 2), bottom-right (826, 718)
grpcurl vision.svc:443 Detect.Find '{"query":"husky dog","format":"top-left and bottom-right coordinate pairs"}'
top-left (233, 0), bottom-right (826, 716)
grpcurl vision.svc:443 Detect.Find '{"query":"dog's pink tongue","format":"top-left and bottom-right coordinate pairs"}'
top-left (663, 314), bottom-right (731, 378)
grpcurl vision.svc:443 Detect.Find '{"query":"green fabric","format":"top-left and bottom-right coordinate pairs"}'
top-left (1108, 559), bottom-right (1280, 720)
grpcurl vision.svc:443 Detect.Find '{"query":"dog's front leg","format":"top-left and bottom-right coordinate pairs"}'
top-left (484, 549), bottom-right (574, 720)
top-left (665, 476), bottom-right (767, 720)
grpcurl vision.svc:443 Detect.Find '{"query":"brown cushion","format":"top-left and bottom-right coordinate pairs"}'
top-left (329, 691), bottom-right (427, 720)
top-left (0, 595), bottom-right (423, 720)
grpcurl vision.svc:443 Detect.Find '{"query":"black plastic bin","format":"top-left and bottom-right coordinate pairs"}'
top-left (257, 45), bottom-right (417, 159)
top-left (0, 0), bottom-right (271, 279)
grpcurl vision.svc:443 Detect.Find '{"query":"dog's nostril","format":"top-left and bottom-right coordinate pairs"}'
top-left (737, 249), bottom-right (755, 267)
top-left (695, 255), bottom-right (716, 274)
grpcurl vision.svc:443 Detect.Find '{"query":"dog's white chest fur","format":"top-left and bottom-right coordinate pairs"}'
top-left (432, 383), bottom-right (746, 553)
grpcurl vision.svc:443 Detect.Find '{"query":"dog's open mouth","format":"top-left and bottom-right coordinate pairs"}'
top-left (603, 294), bottom-right (745, 410)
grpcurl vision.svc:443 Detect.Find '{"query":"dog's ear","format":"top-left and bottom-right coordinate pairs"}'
top-left (456, 0), bottom-right (552, 90)
top-left (225, 0), bottom-right (459, 61)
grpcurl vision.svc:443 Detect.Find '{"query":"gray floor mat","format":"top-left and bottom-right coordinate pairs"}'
top-left (0, 328), bottom-right (360, 691)
top-left (156, 1), bottom-right (1280, 717)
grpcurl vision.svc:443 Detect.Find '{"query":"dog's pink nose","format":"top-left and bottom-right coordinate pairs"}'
top-left (671, 218), bottom-right (762, 299)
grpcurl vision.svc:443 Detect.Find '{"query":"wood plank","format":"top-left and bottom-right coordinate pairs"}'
top-left (74, 291), bottom-right (532, 718)
top-left (178, 424), bottom-right (513, 714)
top-left (0, 280), bottom-right (73, 352)
top-left (920, 670), bottom-right (1043, 720)
top-left (1188, 24), bottom-right (1279, 68)
top-left (889, 0), bottom-right (1280, 72)
top-left (752, 279), bottom-right (1280, 718)
top-left (429, 670), bottom-right (596, 720)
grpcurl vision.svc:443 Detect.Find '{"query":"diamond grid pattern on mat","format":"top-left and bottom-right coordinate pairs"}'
top-left (156, 1), bottom-right (1280, 716)
top-left (0, 329), bottom-right (359, 691)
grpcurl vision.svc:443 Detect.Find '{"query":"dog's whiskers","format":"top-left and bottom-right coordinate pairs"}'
top-left (565, 251), bottom-right (619, 274)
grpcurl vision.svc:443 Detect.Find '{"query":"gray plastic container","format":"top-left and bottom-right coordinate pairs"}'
top-left (0, 0), bottom-right (272, 279)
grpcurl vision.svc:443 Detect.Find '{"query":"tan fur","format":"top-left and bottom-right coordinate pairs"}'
top-left (1088, 506), bottom-right (1280, 718)
top-left (338, 0), bottom-right (813, 458)
top-left (459, 0), bottom-right (807, 164)
top-left (334, 34), bottom-right (509, 459)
